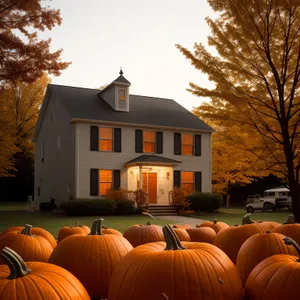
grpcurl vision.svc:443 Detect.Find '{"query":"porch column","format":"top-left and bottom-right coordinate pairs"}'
top-left (139, 165), bottom-right (142, 189)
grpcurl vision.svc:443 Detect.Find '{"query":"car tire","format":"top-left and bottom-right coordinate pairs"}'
top-left (246, 206), bottom-right (254, 214)
top-left (263, 203), bottom-right (273, 212)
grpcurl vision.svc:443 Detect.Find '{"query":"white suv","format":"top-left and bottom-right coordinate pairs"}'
top-left (245, 187), bottom-right (292, 213)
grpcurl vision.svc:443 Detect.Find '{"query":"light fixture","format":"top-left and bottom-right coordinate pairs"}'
top-left (166, 172), bottom-right (170, 179)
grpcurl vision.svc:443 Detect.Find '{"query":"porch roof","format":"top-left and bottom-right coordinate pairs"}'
top-left (125, 155), bottom-right (182, 167)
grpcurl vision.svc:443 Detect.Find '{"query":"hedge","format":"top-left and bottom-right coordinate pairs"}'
top-left (188, 192), bottom-right (223, 212)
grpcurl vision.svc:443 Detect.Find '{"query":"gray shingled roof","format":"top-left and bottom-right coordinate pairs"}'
top-left (125, 155), bottom-right (182, 165)
top-left (48, 84), bottom-right (214, 132)
top-left (113, 74), bottom-right (131, 85)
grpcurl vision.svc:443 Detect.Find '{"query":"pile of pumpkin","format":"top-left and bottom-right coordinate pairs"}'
top-left (0, 214), bottom-right (299, 300)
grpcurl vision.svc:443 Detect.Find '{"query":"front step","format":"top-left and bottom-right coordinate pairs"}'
top-left (148, 205), bottom-right (177, 216)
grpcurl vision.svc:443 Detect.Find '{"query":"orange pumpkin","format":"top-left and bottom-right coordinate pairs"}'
top-left (198, 221), bottom-right (214, 227)
top-left (123, 222), bottom-right (164, 247)
top-left (241, 213), bottom-right (280, 231)
top-left (101, 226), bottom-right (122, 236)
top-left (171, 226), bottom-right (191, 241)
top-left (0, 247), bottom-right (90, 300)
top-left (1, 225), bottom-right (57, 249)
top-left (49, 218), bottom-right (133, 299)
top-left (198, 219), bottom-right (229, 233)
top-left (186, 227), bottom-right (216, 243)
top-left (213, 223), bottom-right (263, 264)
top-left (0, 224), bottom-right (53, 263)
top-left (272, 224), bottom-right (300, 245)
top-left (58, 221), bottom-right (91, 242)
top-left (172, 223), bottom-right (192, 229)
top-left (236, 231), bottom-right (298, 285)
top-left (244, 237), bottom-right (300, 300)
top-left (108, 224), bottom-right (243, 300)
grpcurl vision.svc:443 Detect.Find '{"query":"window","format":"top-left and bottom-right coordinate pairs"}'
top-left (57, 135), bottom-right (62, 149)
top-left (99, 170), bottom-right (112, 195)
top-left (182, 134), bottom-right (193, 155)
top-left (267, 192), bottom-right (275, 197)
top-left (144, 131), bottom-right (155, 153)
top-left (181, 171), bottom-right (194, 192)
top-left (99, 128), bottom-right (113, 151)
top-left (118, 89), bottom-right (126, 109)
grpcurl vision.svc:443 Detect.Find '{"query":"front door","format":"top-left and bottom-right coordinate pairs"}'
top-left (141, 172), bottom-right (157, 204)
top-left (147, 173), bottom-right (157, 204)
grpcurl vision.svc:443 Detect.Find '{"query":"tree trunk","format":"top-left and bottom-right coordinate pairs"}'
top-left (226, 194), bottom-right (231, 209)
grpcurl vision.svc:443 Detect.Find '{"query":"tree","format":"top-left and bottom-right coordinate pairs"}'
top-left (0, 0), bottom-right (70, 82)
top-left (177, 0), bottom-right (300, 221)
top-left (0, 73), bottom-right (49, 176)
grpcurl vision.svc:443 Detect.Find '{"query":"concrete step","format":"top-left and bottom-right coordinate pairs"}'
top-left (149, 212), bottom-right (178, 216)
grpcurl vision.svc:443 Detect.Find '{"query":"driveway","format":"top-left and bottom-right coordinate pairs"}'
top-left (157, 215), bottom-right (206, 227)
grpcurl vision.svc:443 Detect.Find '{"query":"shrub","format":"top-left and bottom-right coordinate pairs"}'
top-left (170, 187), bottom-right (191, 211)
top-left (188, 192), bottom-right (223, 212)
top-left (134, 188), bottom-right (148, 207)
top-left (62, 198), bottom-right (117, 216)
top-left (115, 199), bottom-right (136, 215)
top-left (106, 188), bottom-right (129, 201)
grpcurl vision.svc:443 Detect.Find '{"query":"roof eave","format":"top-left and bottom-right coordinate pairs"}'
top-left (125, 161), bottom-right (182, 167)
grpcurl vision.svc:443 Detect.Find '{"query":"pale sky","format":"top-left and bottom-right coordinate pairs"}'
top-left (41, 0), bottom-right (216, 111)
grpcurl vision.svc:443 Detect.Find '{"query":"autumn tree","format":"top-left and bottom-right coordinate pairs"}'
top-left (0, 73), bottom-right (49, 176)
top-left (0, 0), bottom-right (70, 82)
top-left (177, 0), bottom-right (300, 221)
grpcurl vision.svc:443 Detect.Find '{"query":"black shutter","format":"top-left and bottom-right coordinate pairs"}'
top-left (135, 129), bottom-right (143, 153)
top-left (173, 170), bottom-right (181, 188)
top-left (174, 133), bottom-right (181, 155)
top-left (195, 134), bottom-right (201, 156)
top-left (195, 172), bottom-right (202, 192)
top-left (90, 169), bottom-right (98, 196)
top-left (90, 126), bottom-right (99, 151)
top-left (113, 170), bottom-right (121, 190)
top-left (114, 128), bottom-right (122, 152)
top-left (156, 131), bottom-right (163, 154)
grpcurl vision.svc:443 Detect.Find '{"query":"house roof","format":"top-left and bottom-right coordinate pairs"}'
top-left (125, 155), bottom-right (182, 166)
top-left (46, 84), bottom-right (214, 132)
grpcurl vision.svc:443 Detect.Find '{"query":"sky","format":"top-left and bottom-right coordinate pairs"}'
top-left (41, 0), bottom-right (216, 111)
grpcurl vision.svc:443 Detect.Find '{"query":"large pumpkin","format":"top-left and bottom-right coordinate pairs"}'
top-left (123, 222), bottom-right (164, 247)
top-left (236, 231), bottom-right (298, 285)
top-left (108, 224), bottom-right (243, 300)
top-left (0, 224), bottom-right (53, 263)
top-left (0, 247), bottom-right (90, 300)
top-left (172, 223), bottom-right (192, 229)
top-left (49, 218), bottom-right (133, 299)
top-left (171, 225), bottom-right (191, 241)
top-left (186, 227), bottom-right (216, 243)
top-left (244, 237), bottom-right (300, 300)
top-left (58, 221), bottom-right (91, 242)
top-left (272, 223), bottom-right (300, 245)
top-left (198, 219), bottom-right (229, 233)
top-left (198, 220), bottom-right (214, 227)
top-left (101, 226), bottom-right (122, 236)
top-left (241, 213), bottom-right (280, 231)
top-left (1, 225), bottom-right (57, 249)
top-left (213, 223), bottom-right (263, 264)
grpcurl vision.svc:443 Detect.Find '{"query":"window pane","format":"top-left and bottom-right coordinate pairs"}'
top-left (144, 131), bottom-right (155, 141)
top-left (119, 99), bottom-right (126, 108)
top-left (99, 128), bottom-right (112, 139)
top-left (181, 183), bottom-right (194, 192)
top-left (182, 134), bottom-right (193, 145)
top-left (182, 145), bottom-right (193, 155)
top-left (99, 183), bottom-right (112, 195)
top-left (144, 142), bottom-right (155, 153)
top-left (181, 172), bottom-right (194, 183)
top-left (119, 89), bottom-right (125, 100)
top-left (99, 140), bottom-right (112, 151)
top-left (99, 170), bottom-right (112, 183)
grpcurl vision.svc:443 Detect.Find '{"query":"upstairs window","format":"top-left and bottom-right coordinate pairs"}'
top-left (182, 134), bottom-right (193, 155)
top-left (181, 171), bottom-right (194, 192)
top-left (143, 131), bottom-right (155, 153)
top-left (99, 170), bottom-right (112, 195)
top-left (99, 128), bottom-right (113, 151)
top-left (118, 89), bottom-right (126, 109)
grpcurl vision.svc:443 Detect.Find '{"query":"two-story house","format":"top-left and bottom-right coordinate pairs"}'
top-left (33, 70), bottom-right (214, 208)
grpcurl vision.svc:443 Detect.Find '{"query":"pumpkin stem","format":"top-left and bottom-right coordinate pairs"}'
top-left (0, 247), bottom-right (31, 279)
top-left (283, 237), bottom-right (300, 262)
top-left (20, 224), bottom-right (33, 236)
top-left (164, 224), bottom-right (186, 251)
top-left (242, 213), bottom-right (255, 225)
top-left (146, 221), bottom-right (151, 225)
top-left (89, 219), bottom-right (101, 235)
top-left (196, 225), bottom-right (200, 228)
top-left (285, 215), bottom-right (295, 224)
top-left (96, 218), bottom-right (104, 235)
top-left (213, 219), bottom-right (217, 224)
top-left (76, 220), bottom-right (79, 227)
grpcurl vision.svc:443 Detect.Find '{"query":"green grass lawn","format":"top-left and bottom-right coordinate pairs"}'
top-left (188, 208), bottom-right (291, 225)
top-left (0, 202), bottom-right (174, 239)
